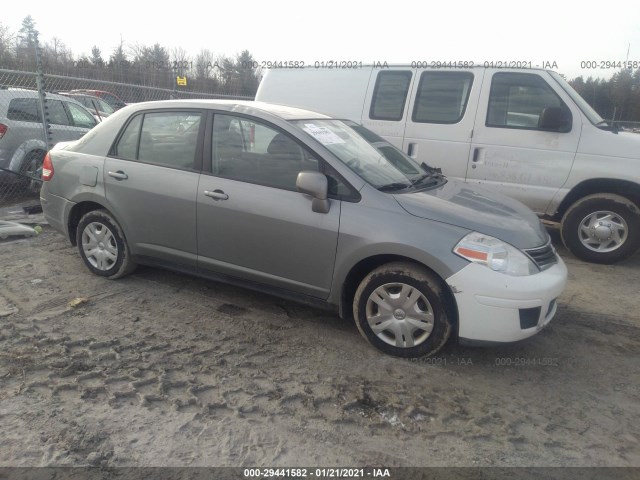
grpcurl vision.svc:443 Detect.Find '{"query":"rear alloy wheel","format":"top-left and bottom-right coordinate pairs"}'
top-left (19, 150), bottom-right (45, 178)
top-left (561, 194), bottom-right (640, 264)
top-left (353, 262), bottom-right (452, 357)
top-left (76, 209), bottom-right (136, 279)
top-left (19, 150), bottom-right (45, 192)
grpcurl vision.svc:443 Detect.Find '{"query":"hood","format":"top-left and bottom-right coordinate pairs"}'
top-left (394, 179), bottom-right (548, 249)
top-left (578, 126), bottom-right (640, 160)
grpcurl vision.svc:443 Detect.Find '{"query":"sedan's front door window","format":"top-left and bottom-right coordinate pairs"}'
top-left (211, 114), bottom-right (318, 191)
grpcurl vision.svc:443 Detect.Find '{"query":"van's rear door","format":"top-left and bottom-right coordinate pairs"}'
top-left (361, 67), bottom-right (418, 150)
top-left (401, 68), bottom-right (484, 183)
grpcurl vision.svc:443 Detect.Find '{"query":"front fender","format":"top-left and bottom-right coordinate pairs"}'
top-left (328, 200), bottom-right (471, 306)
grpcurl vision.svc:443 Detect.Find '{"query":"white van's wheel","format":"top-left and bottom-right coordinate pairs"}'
top-left (561, 194), bottom-right (640, 264)
top-left (353, 262), bottom-right (452, 357)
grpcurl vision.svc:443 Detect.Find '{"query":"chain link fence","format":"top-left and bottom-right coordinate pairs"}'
top-left (0, 68), bottom-right (252, 209)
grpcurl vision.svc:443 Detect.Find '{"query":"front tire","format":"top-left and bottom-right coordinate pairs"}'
top-left (76, 209), bottom-right (136, 279)
top-left (353, 262), bottom-right (452, 358)
top-left (561, 194), bottom-right (640, 264)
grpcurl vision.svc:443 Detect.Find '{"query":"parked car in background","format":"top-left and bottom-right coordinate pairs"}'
top-left (67, 89), bottom-right (127, 110)
top-left (0, 89), bottom-right (97, 185)
top-left (59, 92), bottom-right (115, 122)
top-left (41, 100), bottom-right (567, 357)
top-left (257, 66), bottom-right (640, 264)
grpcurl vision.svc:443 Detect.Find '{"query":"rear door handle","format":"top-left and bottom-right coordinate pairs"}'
top-left (204, 189), bottom-right (229, 200)
top-left (108, 170), bottom-right (128, 180)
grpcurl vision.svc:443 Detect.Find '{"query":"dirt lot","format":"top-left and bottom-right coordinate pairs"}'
top-left (0, 223), bottom-right (639, 468)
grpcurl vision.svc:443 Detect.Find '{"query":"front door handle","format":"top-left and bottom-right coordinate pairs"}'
top-left (407, 142), bottom-right (418, 158)
top-left (471, 148), bottom-right (481, 169)
top-left (108, 170), bottom-right (128, 180)
top-left (204, 189), bottom-right (229, 200)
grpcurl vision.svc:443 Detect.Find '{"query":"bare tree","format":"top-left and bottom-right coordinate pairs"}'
top-left (0, 22), bottom-right (15, 67)
top-left (194, 49), bottom-right (215, 80)
top-left (171, 46), bottom-right (190, 77)
top-left (90, 46), bottom-right (104, 66)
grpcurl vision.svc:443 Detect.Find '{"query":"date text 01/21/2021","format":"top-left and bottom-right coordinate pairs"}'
top-left (243, 468), bottom-right (391, 478)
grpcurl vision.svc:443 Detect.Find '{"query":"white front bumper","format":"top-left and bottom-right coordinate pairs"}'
top-left (446, 257), bottom-right (568, 343)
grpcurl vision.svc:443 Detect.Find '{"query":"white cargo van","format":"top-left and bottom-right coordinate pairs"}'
top-left (256, 66), bottom-right (640, 264)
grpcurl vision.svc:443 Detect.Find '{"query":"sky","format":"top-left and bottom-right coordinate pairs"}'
top-left (3, 0), bottom-right (640, 80)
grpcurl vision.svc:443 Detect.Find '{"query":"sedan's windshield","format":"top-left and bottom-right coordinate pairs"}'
top-left (292, 119), bottom-right (442, 192)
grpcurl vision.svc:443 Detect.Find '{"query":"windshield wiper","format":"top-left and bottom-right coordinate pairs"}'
top-left (411, 173), bottom-right (433, 185)
top-left (595, 120), bottom-right (619, 133)
top-left (421, 162), bottom-right (443, 175)
top-left (378, 182), bottom-right (412, 192)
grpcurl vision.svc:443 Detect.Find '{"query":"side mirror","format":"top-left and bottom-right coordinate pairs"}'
top-left (538, 106), bottom-right (571, 132)
top-left (296, 171), bottom-right (330, 214)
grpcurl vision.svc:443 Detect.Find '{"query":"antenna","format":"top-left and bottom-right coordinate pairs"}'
top-left (626, 43), bottom-right (630, 69)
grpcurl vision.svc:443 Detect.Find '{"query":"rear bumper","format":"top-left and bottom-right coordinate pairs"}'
top-left (446, 258), bottom-right (567, 343)
top-left (40, 191), bottom-right (75, 242)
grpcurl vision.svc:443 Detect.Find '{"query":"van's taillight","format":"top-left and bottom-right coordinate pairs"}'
top-left (0, 123), bottom-right (7, 139)
top-left (42, 152), bottom-right (54, 181)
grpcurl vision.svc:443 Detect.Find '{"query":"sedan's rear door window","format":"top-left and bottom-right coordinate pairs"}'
top-left (112, 111), bottom-right (202, 169)
top-left (114, 114), bottom-right (143, 159)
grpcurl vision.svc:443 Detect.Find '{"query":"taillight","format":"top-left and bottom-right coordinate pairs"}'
top-left (0, 123), bottom-right (7, 139)
top-left (42, 152), bottom-right (54, 181)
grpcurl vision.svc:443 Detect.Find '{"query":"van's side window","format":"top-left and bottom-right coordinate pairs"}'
top-left (412, 72), bottom-right (473, 124)
top-left (369, 71), bottom-right (412, 121)
top-left (487, 73), bottom-right (570, 131)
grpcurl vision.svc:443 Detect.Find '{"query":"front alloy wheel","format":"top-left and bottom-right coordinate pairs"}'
top-left (353, 262), bottom-right (452, 357)
top-left (365, 283), bottom-right (435, 348)
top-left (577, 210), bottom-right (628, 253)
top-left (561, 194), bottom-right (640, 264)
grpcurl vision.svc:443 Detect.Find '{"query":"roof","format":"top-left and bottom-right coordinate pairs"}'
top-left (123, 99), bottom-right (332, 121)
top-left (0, 89), bottom-right (85, 103)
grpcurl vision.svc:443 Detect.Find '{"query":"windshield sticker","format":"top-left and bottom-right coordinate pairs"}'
top-left (302, 123), bottom-right (346, 145)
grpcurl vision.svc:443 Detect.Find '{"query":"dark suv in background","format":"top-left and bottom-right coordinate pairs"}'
top-left (0, 89), bottom-right (96, 186)
top-left (59, 92), bottom-right (115, 122)
top-left (66, 89), bottom-right (127, 110)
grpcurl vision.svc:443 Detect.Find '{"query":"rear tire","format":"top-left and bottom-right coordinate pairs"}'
top-left (353, 262), bottom-right (452, 358)
top-left (76, 209), bottom-right (137, 279)
top-left (19, 150), bottom-right (45, 178)
top-left (19, 150), bottom-right (45, 193)
top-left (561, 194), bottom-right (640, 264)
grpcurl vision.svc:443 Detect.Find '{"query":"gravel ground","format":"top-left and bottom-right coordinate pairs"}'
top-left (0, 224), bottom-right (639, 467)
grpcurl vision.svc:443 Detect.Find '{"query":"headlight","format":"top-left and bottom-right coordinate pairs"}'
top-left (453, 232), bottom-right (538, 276)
